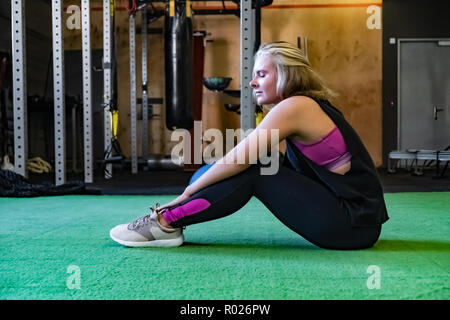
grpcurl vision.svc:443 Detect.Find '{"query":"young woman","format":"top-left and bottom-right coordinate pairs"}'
top-left (110, 41), bottom-right (389, 250)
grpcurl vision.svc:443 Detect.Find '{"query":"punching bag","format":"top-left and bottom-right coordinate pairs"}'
top-left (165, 0), bottom-right (194, 131)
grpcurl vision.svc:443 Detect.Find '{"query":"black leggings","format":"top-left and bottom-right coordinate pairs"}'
top-left (169, 159), bottom-right (381, 250)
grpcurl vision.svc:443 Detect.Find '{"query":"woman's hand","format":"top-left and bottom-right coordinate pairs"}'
top-left (156, 187), bottom-right (192, 213)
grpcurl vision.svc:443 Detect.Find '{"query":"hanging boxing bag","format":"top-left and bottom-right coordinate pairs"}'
top-left (165, 0), bottom-right (194, 131)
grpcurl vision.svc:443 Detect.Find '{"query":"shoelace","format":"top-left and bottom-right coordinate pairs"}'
top-left (128, 203), bottom-right (161, 229)
top-left (129, 203), bottom-right (186, 230)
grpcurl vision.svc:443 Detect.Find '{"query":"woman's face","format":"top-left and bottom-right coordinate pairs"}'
top-left (250, 55), bottom-right (281, 105)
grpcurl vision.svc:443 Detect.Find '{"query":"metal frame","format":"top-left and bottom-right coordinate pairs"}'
top-left (52, 0), bottom-right (66, 186)
top-left (13, 0), bottom-right (95, 184)
top-left (396, 38), bottom-right (450, 150)
top-left (11, 0), bottom-right (28, 177)
top-left (103, 0), bottom-right (113, 178)
top-left (141, 8), bottom-right (149, 163)
top-left (82, 0), bottom-right (93, 183)
top-left (121, 0), bottom-right (257, 172)
top-left (11, 0), bottom-right (257, 182)
top-left (240, 0), bottom-right (256, 132)
top-left (129, 13), bottom-right (138, 174)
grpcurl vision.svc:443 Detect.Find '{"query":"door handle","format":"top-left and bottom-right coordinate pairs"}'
top-left (434, 106), bottom-right (444, 120)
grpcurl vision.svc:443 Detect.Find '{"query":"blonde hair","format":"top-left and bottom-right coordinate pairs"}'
top-left (254, 41), bottom-right (337, 103)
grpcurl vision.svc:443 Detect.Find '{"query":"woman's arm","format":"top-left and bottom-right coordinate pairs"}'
top-left (186, 98), bottom-right (301, 196)
top-left (185, 161), bottom-right (250, 196)
top-left (157, 98), bottom-right (302, 211)
top-left (184, 144), bottom-right (252, 197)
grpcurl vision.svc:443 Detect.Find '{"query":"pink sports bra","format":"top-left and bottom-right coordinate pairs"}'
top-left (290, 126), bottom-right (352, 171)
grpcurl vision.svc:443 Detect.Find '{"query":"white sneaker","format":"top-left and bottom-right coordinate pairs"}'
top-left (110, 210), bottom-right (184, 247)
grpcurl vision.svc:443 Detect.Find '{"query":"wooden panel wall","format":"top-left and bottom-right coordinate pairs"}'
top-left (197, 0), bottom-right (383, 165)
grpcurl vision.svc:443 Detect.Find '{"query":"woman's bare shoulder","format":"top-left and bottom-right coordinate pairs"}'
top-left (277, 95), bottom-right (321, 116)
top-left (277, 96), bottom-right (335, 140)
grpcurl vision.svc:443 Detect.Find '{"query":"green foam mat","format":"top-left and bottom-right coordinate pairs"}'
top-left (0, 193), bottom-right (449, 300)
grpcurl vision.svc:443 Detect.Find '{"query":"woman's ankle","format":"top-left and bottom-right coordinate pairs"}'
top-left (157, 214), bottom-right (173, 229)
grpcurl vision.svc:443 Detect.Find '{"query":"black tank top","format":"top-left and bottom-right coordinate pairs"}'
top-left (284, 97), bottom-right (389, 227)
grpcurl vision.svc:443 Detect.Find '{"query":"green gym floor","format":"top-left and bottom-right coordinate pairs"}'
top-left (1, 192), bottom-right (449, 300)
